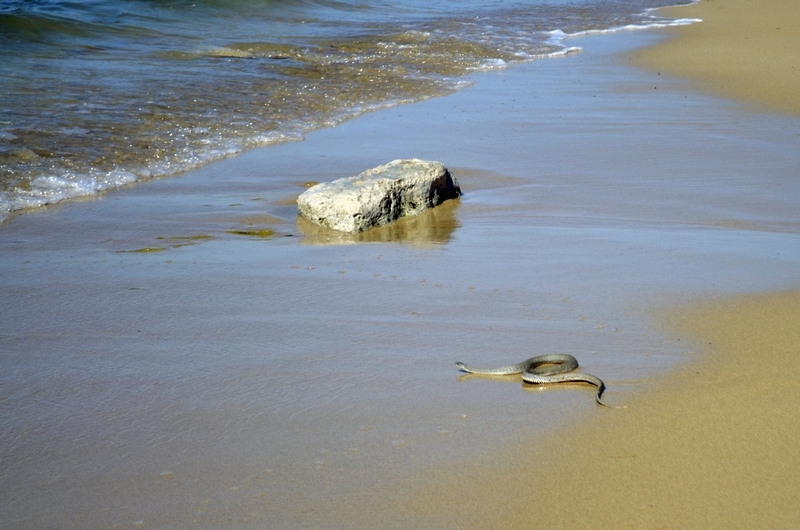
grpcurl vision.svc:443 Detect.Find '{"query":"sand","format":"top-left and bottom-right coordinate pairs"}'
top-left (631, 0), bottom-right (800, 116)
top-left (379, 1), bottom-right (800, 526)
top-left (393, 290), bottom-right (800, 528)
top-left (2, 1), bottom-right (800, 528)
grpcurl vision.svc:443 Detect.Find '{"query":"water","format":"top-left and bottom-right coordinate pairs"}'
top-left (0, 0), bottom-right (695, 221)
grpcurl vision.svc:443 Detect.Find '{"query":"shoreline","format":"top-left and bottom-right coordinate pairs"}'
top-left (632, 0), bottom-right (800, 116)
top-left (2, 5), bottom-right (800, 528)
top-left (384, 289), bottom-right (800, 527)
top-left (360, 1), bottom-right (800, 525)
top-left (0, 1), bottom-right (696, 226)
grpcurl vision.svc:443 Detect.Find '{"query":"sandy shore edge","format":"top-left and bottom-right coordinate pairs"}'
top-left (631, 0), bottom-right (800, 116)
top-left (387, 0), bottom-right (800, 524)
top-left (387, 289), bottom-right (800, 527)
top-left (336, 1), bottom-right (800, 525)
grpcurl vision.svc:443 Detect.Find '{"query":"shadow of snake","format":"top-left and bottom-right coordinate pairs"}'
top-left (456, 354), bottom-right (623, 408)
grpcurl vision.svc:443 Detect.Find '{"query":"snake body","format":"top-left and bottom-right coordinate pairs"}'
top-left (456, 354), bottom-right (611, 407)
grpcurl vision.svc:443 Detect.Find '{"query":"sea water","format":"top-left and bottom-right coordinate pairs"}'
top-left (0, 0), bottom-right (695, 221)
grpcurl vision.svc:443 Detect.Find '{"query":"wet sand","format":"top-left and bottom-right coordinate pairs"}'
top-left (2, 4), bottom-right (800, 529)
top-left (390, 290), bottom-right (800, 527)
top-left (383, 1), bottom-right (800, 527)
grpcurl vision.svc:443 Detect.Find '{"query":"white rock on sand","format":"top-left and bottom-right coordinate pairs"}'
top-left (297, 159), bottom-right (461, 233)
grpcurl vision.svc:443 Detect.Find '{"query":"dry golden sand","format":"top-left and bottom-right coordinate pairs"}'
top-left (631, 0), bottom-right (800, 116)
top-left (393, 290), bottom-right (800, 528)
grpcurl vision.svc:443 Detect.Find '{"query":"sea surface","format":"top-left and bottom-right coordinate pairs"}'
top-left (0, 0), bottom-right (695, 222)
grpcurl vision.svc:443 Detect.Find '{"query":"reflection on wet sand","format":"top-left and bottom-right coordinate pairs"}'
top-left (296, 197), bottom-right (461, 245)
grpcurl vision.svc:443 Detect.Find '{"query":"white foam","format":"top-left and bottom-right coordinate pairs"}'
top-left (1, 174), bottom-right (98, 216)
top-left (0, 5), bottom-right (704, 225)
top-left (251, 131), bottom-right (304, 147)
top-left (470, 58), bottom-right (509, 71)
top-left (545, 30), bottom-right (568, 46)
top-left (97, 170), bottom-right (138, 190)
top-left (544, 46), bottom-right (583, 58)
top-left (548, 16), bottom-right (701, 49)
top-left (0, 125), bottom-right (323, 223)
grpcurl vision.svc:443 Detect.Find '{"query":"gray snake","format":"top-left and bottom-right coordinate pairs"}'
top-left (456, 354), bottom-right (613, 407)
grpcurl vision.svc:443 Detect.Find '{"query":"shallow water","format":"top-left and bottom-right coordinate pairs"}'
top-left (0, 0), bottom-right (695, 220)
top-left (2, 22), bottom-right (800, 526)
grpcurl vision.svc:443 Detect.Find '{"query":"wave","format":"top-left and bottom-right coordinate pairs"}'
top-left (0, 0), bottom-right (695, 223)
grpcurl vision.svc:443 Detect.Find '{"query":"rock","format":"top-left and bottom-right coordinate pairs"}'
top-left (296, 159), bottom-right (461, 233)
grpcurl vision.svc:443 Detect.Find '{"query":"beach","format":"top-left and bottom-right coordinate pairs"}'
top-left (2, 0), bottom-right (800, 528)
top-left (394, 2), bottom-right (800, 527)
top-left (632, 0), bottom-right (800, 116)
top-left (389, 290), bottom-right (800, 528)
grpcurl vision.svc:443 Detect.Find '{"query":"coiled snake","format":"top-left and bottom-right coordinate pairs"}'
top-left (456, 354), bottom-right (614, 407)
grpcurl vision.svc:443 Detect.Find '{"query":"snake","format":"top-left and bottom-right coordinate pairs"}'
top-left (456, 354), bottom-right (613, 407)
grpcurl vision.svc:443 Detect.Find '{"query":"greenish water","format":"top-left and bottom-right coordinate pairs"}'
top-left (0, 0), bottom-right (695, 221)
